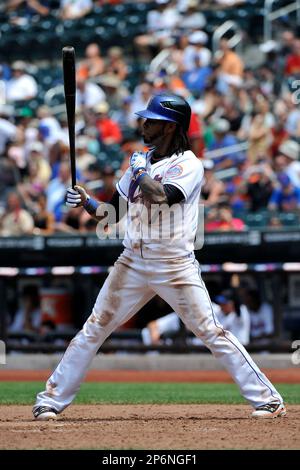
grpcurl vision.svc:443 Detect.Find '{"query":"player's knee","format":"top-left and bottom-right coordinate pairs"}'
top-left (193, 324), bottom-right (223, 347)
top-left (86, 310), bottom-right (115, 331)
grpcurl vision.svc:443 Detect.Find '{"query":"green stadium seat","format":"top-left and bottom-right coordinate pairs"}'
top-left (236, 9), bottom-right (248, 18)
top-left (93, 6), bottom-right (104, 15)
top-left (62, 19), bottom-right (74, 30)
top-left (97, 152), bottom-right (109, 165)
top-left (111, 159), bottom-right (121, 170)
top-left (40, 19), bottom-right (57, 31)
top-left (215, 10), bottom-right (227, 21)
top-left (102, 16), bottom-right (118, 27)
top-left (135, 2), bottom-right (151, 13)
top-left (42, 75), bottom-right (54, 87)
top-left (104, 144), bottom-right (124, 163)
top-left (113, 4), bottom-right (126, 15)
top-left (0, 23), bottom-right (10, 33)
top-left (244, 212), bottom-right (270, 228)
top-left (128, 15), bottom-right (140, 26)
top-left (278, 212), bottom-right (299, 226)
top-left (82, 17), bottom-right (97, 29)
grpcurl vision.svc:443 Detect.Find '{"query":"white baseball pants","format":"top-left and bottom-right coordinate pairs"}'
top-left (34, 249), bottom-right (283, 413)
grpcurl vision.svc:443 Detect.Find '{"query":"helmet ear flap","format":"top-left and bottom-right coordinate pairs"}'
top-left (159, 97), bottom-right (191, 132)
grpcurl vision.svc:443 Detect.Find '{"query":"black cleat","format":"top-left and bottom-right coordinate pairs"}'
top-left (33, 406), bottom-right (58, 421)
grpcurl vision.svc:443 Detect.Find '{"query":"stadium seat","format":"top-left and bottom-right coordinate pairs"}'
top-left (111, 159), bottom-right (121, 170)
top-left (82, 17), bottom-right (97, 29)
top-left (97, 152), bottom-right (109, 165)
top-left (244, 212), bottom-right (270, 228)
top-left (112, 4), bottom-right (126, 15)
top-left (278, 212), bottom-right (299, 227)
top-left (93, 6), bottom-right (104, 15)
top-left (103, 144), bottom-right (124, 163)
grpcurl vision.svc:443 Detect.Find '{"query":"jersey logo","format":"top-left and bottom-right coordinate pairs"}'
top-left (154, 174), bottom-right (162, 182)
top-left (165, 165), bottom-right (183, 178)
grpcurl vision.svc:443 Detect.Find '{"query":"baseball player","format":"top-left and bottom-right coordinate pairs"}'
top-left (33, 93), bottom-right (285, 420)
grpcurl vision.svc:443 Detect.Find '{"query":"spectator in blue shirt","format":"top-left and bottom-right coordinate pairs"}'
top-left (208, 118), bottom-right (242, 170)
top-left (46, 161), bottom-right (71, 221)
top-left (268, 173), bottom-right (300, 211)
top-left (182, 55), bottom-right (212, 95)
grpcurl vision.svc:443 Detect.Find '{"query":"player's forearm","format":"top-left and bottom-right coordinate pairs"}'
top-left (138, 174), bottom-right (168, 205)
top-left (130, 152), bottom-right (167, 204)
top-left (67, 186), bottom-right (124, 223)
top-left (83, 198), bottom-right (106, 222)
top-left (28, 0), bottom-right (50, 15)
top-left (84, 191), bottom-right (124, 223)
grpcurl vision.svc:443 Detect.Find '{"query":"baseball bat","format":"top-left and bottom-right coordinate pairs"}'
top-left (62, 46), bottom-right (76, 188)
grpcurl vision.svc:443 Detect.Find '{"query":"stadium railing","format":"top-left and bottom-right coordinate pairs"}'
top-left (6, 332), bottom-right (294, 354)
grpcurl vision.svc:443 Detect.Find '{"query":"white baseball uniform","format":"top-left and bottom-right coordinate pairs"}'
top-left (116, 150), bottom-right (202, 258)
top-left (34, 150), bottom-right (283, 413)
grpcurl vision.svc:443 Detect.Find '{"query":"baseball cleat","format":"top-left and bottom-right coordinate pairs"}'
top-left (33, 406), bottom-right (58, 421)
top-left (252, 402), bottom-right (286, 418)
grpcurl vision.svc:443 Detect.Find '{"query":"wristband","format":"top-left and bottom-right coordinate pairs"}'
top-left (135, 169), bottom-right (147, 185)
top-left (83, 196), bottom-right (99, 215)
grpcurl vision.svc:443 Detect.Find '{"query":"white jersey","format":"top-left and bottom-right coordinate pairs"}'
top-left (217, 305), bottom-right (251, 346)
top-left (6, 74), bottom-right (38, 102)
top-left (116, 150), bottom-right (204, 259)
top-left (249, 303), bottom-right (274, 339)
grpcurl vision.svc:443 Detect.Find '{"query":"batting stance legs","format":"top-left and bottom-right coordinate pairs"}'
top-left (34, 250), bottom-right (283, 414)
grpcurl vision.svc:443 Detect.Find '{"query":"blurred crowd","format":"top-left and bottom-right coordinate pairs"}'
top-left (2, 0), bottom-right (246, 26)
top-left (1, 0), bottom-right (300, 236)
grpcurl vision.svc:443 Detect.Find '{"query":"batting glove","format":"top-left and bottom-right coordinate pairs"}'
top-left (130, 151), bottom-right (147, 177)
top-left (66, 185), bottom-right (89, 208)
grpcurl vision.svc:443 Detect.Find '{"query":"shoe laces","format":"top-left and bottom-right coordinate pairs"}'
top-left (257, 402), bottom-right (281, 413)
top-left (33, 406), bottom-right (56, 417)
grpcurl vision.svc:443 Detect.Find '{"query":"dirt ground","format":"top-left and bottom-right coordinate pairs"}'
top-left (1, 368), bottom-right (300, 382)
top-left (0, 404), bottom-right (299, 450)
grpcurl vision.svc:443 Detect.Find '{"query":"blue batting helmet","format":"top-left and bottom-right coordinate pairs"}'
top-left (135, 93), bottom-right (191, 132)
